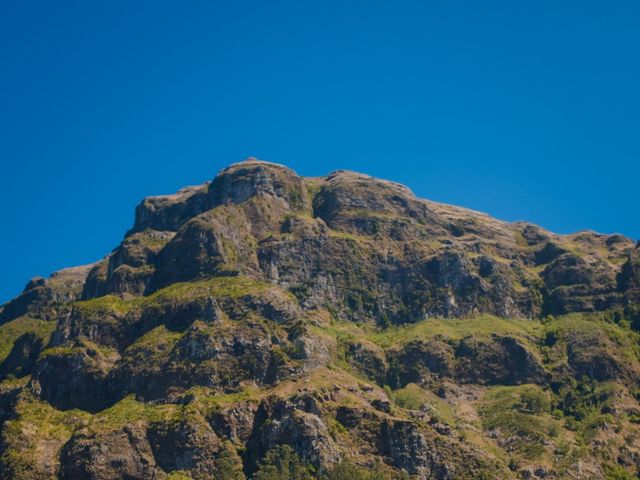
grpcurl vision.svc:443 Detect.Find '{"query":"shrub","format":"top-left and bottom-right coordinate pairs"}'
top-left (254, 445), bottom-right (314, 480)
top-left (519, 388), bottom-right (550, 414)
top-left (321, 461), bottom-right (385, 480)
top-left (213, 441), bottom-right (246, 479)
top-left (603, 463), bottom-right (633, 480)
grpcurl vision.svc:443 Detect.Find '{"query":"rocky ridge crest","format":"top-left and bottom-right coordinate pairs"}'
top-left (1, 159), bottom-right (639, 479)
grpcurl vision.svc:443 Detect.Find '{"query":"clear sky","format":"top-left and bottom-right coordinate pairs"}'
top-left (1, 1), bottom-right (639, 303)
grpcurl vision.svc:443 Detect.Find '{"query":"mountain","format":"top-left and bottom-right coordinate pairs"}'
top-left (1, 158), bottom-right (639, 480)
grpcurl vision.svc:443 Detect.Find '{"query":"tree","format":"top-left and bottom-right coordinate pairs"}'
top-left (518, 388), bottom-right (550, 414)
top-left (213, 441), bottom-right (246, 480)
top-left (253, 445), bottom-right (314, 480)
top-left (321, 460), bottom-right (386, 480)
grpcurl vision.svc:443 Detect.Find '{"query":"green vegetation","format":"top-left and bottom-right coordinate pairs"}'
top-left (626, 303), bottom-right (640, 331)
top-left (71, 276), bottom-right (292, 322)
top-left (38, 338), bottom-right (117, 360)
top-left (142, 276), bottom-right (280, 306)
top-left (212, 441), bottom-right (246, 479)
top-left (0, 316), bottom-right (55, 363)
top-left (391, 383), bottom-right (456, 425)
top-left (371, 314), bottom-right (544, 348)
top-left (166, 472), bottom-right (194, 480)
top-left (604, 463), bottom-right (635, 480)
top-left (3, 161), bottom-right (640, 479)
top-left (74, 294), bottom-right (137, 316)
top-left (253, 447), bottom-right (396, 480)
top-left (182, 384), bottom-right (262, 413)
top-left (4, 283), bottom-right (640, 479)
top-left (90, 395), bottom-right (177, 433)
top-left (0, 395), bottom-right (89, 476)
top-left (253, 445), bottom-right (315, 480)
top-left (480, 385), bottom-right (560, 460)
top-left (126, 229), bottom-right (174, 250)
top-left (123, 325), bottom-right (183, 363)
top-left (546, 313), bottom-right (640, 365)
top-left (555, 377), bottom-right (622, 445)
top-left (519, 386), bottom-right (551, 414)
top-left (321, 461), bottom-right (391, 480)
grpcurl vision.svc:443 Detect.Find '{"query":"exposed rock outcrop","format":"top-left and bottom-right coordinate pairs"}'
top-left (0, 265), bottom-right (92, 325)
top-left (59, 424), bottom-right (163, 480)
top-left (1, 159), bottom-right (639, 479)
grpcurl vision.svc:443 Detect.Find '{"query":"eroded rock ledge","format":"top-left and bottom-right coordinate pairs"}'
top-left (0, 159), bottom-right (639, 479)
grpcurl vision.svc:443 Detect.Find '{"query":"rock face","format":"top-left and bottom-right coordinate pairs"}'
top-left (33, 340), bottom-right (120, 412)
top-left (245, 394), bottom-right (341, 473)
top-left (59, 424), bottom-right (163, 480)
top-left (147, 415), bottom-right (221, 477)
top-left (62, 160), bottom-right (639, 324)
top-left (380, 419), bottom-right (488, 479)
top-left (0, 265), bottom-right (92, 325)
top-left (0, 158), bottom-right (639, 479)
top-left (386, 335), bottom-right (547, 388)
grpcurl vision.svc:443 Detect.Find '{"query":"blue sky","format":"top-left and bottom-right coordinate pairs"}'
top-left (1, 1), bottom-right (639, 303)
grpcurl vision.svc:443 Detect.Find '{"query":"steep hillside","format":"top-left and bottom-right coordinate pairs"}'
top-left (1, 159), bottom-right (639, 479)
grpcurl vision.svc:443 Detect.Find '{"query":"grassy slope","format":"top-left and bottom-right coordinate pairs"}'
top-left (2, 284), bottom-right (640, 479)
top-left (0, 317), bottom-right (55, 363)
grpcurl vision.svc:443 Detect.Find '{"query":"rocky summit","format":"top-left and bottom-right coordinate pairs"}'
top-left (1, 159), bottom-right (639, 480)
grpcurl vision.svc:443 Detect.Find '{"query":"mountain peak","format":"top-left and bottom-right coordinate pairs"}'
top-left (1, 159), bottom-right (639, 479)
